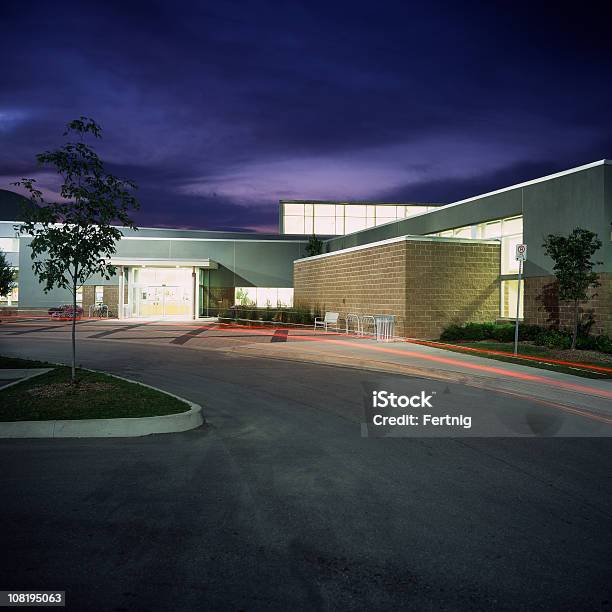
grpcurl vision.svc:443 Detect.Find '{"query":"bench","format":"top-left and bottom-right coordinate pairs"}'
top-left (314, 311), bottom-right (340, 332)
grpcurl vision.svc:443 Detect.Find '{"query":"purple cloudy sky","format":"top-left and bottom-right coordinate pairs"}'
top-left (1, 1), bottom-right (611, 232)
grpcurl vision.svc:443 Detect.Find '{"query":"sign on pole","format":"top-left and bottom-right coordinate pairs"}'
top-left (513, 244), bottom-right (526, 354)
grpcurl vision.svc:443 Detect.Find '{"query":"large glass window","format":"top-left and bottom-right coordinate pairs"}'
top-left (502, 217), bottom-right (522, 236)
top-left (404, 205), bottom-right (429, 218)
top-left (375, 205), bottom-right (397, 221)
top-left (345, 217), bottom-right (368, 233)
top-left (501, 280), bottom-right (524, 318)
top-left (0, 238), bottom-right (19, 252)
top-left (283, 216), bottom-right (305, 234)
top-left (314, 216), bottom-right (336, 235)
top-left (0, 271), bottom-right (18, 306)
top-left (234, 287), bottom-right (294, 308)
top-left (314, 204), bottom-right (334, 217)
top-left (502, 234), bottom-right (523, 274)
top-left (282, 202), bottom-right (444, 236)
top-left (453, 226), bottom-right (472, 239)
top-left (345, 204), bottom-right (366, 217)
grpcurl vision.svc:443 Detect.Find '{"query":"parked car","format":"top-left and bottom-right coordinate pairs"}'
top-left (48, 304), bottom-right (84, 320)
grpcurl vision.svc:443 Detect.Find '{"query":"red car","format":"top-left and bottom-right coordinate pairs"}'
top-left (48, 304), bottom-right (84, 320)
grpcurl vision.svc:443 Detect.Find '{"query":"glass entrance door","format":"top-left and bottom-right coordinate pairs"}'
top-left (129, 268), bottom-right (193, 319)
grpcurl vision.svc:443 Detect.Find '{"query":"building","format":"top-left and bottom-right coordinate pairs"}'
top-left (1, 160), bottom-right (610, 337)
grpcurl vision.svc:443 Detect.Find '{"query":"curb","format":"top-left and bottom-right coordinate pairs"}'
top-left (0, 367), bottom-right (204, 439)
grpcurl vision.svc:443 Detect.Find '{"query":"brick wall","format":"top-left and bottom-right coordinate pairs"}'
top-left (404, 241), bottom-right (500, 338)
top-left (524, 273), bottom-right (611, 335)
top-left (82, 284), bottom-right (119, 318)
top-left (82, 286), bottom-right (95, 315)
top-left (294, 238), bottom-right (500, 339)
top-left (294, 240), bottom-right (408, 334)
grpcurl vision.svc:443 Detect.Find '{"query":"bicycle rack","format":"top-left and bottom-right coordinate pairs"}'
top-left (345, 313), bottom-right (361, 335)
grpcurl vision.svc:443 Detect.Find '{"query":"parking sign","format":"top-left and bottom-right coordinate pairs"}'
top-left (515, 244), bottom-right (527, 261)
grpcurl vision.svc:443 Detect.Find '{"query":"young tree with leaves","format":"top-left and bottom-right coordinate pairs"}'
top-left (14, 117), bottom-right (139, 382)
top-left (0, 249), bottom-right (16, 300)
top-left (542, 228), bottom-right (602, 350)
top-left (305, 234), bottom-right (323, 257)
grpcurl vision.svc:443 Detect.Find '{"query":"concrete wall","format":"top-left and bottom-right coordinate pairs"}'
top-left (16, 229), bottom-right (308, 309)
top-left (294, 237), bottom-right (500, 339)
top-left (114, 231), bottom-right (307, 288)
top-left (324, 162), bottom-right (611, 277)
top-left (522, 164), bottom-right (610, 277)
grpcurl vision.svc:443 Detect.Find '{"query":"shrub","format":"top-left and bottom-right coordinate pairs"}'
top-left (518, 324), bottom-right (541, 341)
top-left (439, 324), bottom-right (466, 342)
top-left (440, 322), bottom-right (513, 342)
top-left (439, 321), bottom-right (610, 352)
top-left (575, 334), bottom-right (612, 354)
top-left (533, 329), bottom-right (572, 350)
top-left (492, 324), bottom-right (515, 343)
top-left (596, 335), bottom-right (612, 354)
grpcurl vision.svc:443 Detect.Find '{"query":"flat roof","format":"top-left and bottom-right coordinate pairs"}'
top-left (280, 199), bottom-right (443, 206)
top-left (294, 234), bottom-right (500, 263)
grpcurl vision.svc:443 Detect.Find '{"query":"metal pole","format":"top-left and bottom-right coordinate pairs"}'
top-left (514, 259), bottom-right (522, 355)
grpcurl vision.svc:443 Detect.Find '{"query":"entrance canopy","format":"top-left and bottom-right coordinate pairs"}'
top-left (110, 258), bottom-right (218, 269)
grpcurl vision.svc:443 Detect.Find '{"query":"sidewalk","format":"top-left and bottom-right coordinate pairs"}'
top-left (233, 333), bottom-right (612, 421)
top-left (0, 368), bottom-right (53, 389)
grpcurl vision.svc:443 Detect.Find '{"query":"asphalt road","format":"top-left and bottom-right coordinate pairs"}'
top-left (1, 322), bottom-right (611, 610)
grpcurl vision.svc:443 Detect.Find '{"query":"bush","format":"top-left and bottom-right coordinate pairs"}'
top-left (440, 322), bottom-right (514, 342)
top-left (575, 334), bottom-right (612, 354)
top-left (533, 329), bottom-right (572, 350)
top-left (219, 304), bottom-right (325, 326)
top-left (439, 321), bottom-right (612, 353)
top-left (596, 335), bottom-right (612, 354)
top-left (492, 324), bottom-right (515, 343)
top-left (439, 324), bottom-right (466, 342)
top-left (517, 324), bottom-right (541, 341)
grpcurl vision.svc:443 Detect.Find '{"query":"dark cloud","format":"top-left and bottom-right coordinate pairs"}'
top-left (1, 0), bottom-right (611, 230)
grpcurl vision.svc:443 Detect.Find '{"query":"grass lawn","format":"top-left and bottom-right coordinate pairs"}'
top-left (0, 355), bottom-right (55, 369)
top-left (0, 356), bottom-right (189, 421)
top-left (422, 341), bottom-right (612, 380)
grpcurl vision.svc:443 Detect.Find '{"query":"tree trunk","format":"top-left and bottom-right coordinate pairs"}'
top-left (571, 299), bottom-right (579, 351)
top-left (71, 280), bottom-right (77, 382)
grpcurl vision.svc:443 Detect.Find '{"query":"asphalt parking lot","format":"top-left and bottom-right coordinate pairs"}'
top-left (1, 317), bottom-right (611, 610)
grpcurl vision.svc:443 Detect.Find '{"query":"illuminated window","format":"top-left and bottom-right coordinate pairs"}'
top-left (0, 238), bottom-right (19, 252)
top-left (314, 204), bottom-right (334, 217)
top-left (283, 203), bottom-right (304, 215)
top-left (501, 235), bottom-right (522, 274)
top-left (502, 217), bottom-right (522, 236)
top-left (235, 287), bottom-right (294, 308)
top-left (483, 221), bottom-right (502, 238)
top-left (375, 205), bottom-right (397, 220)
top-left (501, 280), bottom-right (524, 318)
top-left (283, 216), bottom-right (305, 234)
top-left (314, 217), bottom-right (335, 234)
top-left (345, 217), bottom-right (367, 233)
top-left (345, 205), bottom-right (366, 217)
top-left (453, 226), bottom-right (472, 239)
top-left (404, 206), bottom-right (429, 218)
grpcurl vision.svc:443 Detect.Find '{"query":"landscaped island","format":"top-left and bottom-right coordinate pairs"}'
top-left (0, 356), bottom-right (189, 422)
